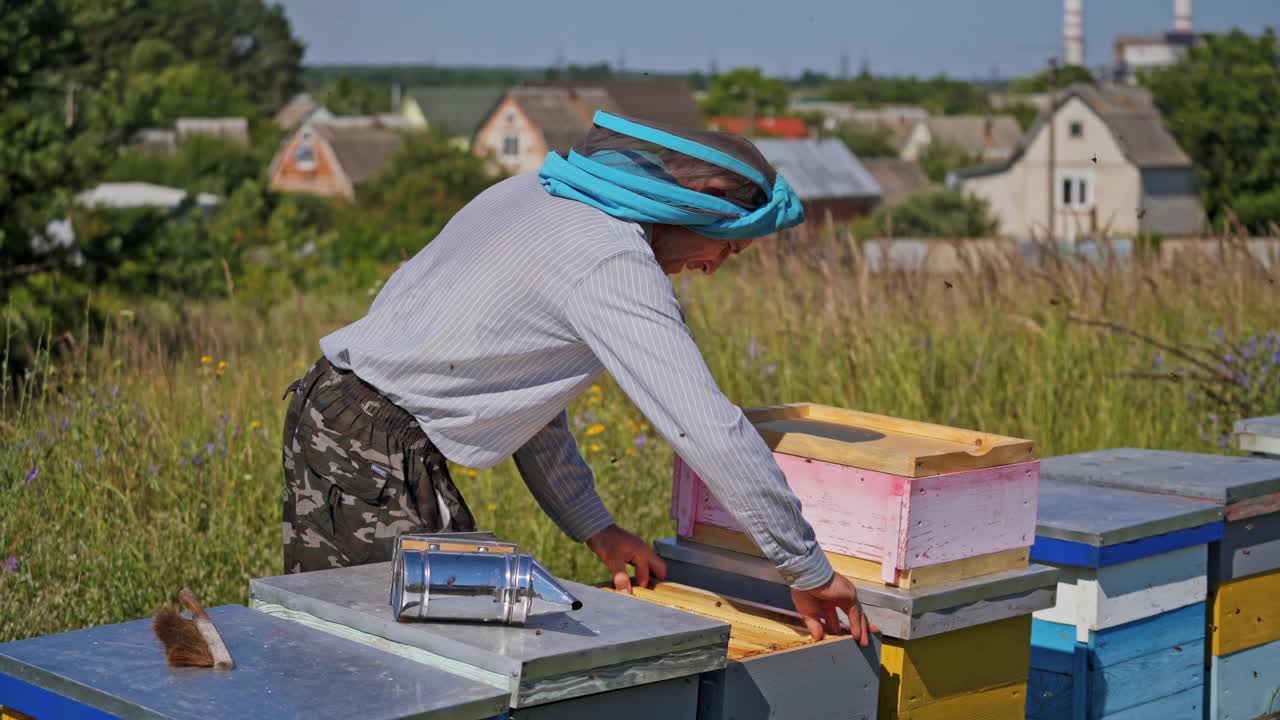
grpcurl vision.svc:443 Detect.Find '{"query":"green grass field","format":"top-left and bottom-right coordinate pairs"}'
top-left (2, 236), bottom-right (1277, 642)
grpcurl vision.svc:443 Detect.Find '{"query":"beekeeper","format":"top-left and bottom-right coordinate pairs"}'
top-left (280, 111), bottom-right (878, 644)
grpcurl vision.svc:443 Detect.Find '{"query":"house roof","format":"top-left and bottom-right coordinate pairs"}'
top-left (310, 122), bottom-right (410, 185)
top-left (175, 117), bottom-right (250, 144)
top-left (707, 116), bottom-right (809, 139)
top-left (76, 182), bottom-right (221, 209)
top-left (920, 115), bottom-right (1024, 156)
top-left (862, 158), bottom-right (932, 205)
top-left (273, 93), bottom-right (320, 129)
top-left (750, 138), bottom-right (881, 201)
top-left (522, 78), bottom-right (701, 128)
top-left (403, 86), bottom-right (508, 137)
top-left (508, 87), bottom-right (622, 155)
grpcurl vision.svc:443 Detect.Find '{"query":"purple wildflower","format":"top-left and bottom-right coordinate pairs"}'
top-left (749, 339), bottom-right (758, 359)
top-left (635, 433), bottom-right (648, 449)
top-left (763, 363), bottom-right (778, 376)
top-left (584, 411), bottom-right (596, 422)
top-left (111, 385), bottom-right (120, 400)
top-left (1216, 327), bottom-right (1225, 342)
top-left (1225, 353), bottom-right (1235, 364)
top-left (573, 415), bottom-right (585, 429)
top-left (24, 466), bottom-right (38, 485)
top-left (95, 447), bottom-right (103, 464)
top-left (1152, 353), bottom-right (1163, 370)
top-left (193, 454), bottom-right (204, 466)
top-left (2, 556), bottom-right (17, 574)
top-left (179, 458), bottom-right (187, 467)
top-left (58, 416), bottom-right (70, 431)
top-left (231, 424), bottom-right (240, 440)
top-left (205, 442), bottom-right (215, 456)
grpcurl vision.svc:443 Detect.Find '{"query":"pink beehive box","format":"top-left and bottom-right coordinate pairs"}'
top-left (671, 403), bottom-right (1041, 587)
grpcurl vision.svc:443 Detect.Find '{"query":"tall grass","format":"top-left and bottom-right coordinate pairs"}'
top-left (2, 231), bottom-right (1277, 642)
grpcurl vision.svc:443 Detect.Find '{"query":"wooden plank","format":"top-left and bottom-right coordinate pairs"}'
top-left (1034, 545), bottom-right (1208, 641)
top-left (880, 616), bottom-right (1030, 711)
top-left (678, 453), bottom-right (1038, 573)
top-left (1099, 684), bottom-right (1204, 720)
top-left (1088, 638), bottom-right (1204, 717)
top-left (688, 523), bottom-right (1030, 588)
top-left (891, 682), bottom-right (1027, 720)
top-left (1211, 513), bottom-right (1280, 585)
top-left (1041, 448), bottom-right (1280, 508)
top-left (1208, 639), bottom-right (1280, 720)
top-left (511, 676), bottom-right (697, 720)
top-left (1031, 523), bottom-right (1222, 569)
top-left (1087, 602), bottom-right (1207, 668)
top-left (1035, 478), bottom-right (1224, 547)
top-left (1210, 568), bottom-right (1280, 656)
top-left (1236, 432), bottom-right (1280, 459)
top-left (1031, 619), bottom-right (1079, 675)
top-left (1027, 668), bottom-right (1077, 720)
top-left (742, 402), bottom-right (1036, 477)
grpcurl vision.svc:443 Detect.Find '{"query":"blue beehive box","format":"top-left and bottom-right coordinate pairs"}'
top-left (1026, 478), bottom-right (1224, 720)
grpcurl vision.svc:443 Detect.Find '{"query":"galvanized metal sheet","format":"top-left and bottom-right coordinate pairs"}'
top-left (0, 604), bottom-right (509, 720)
top-left (1041, 449), bottom-right (1280, 504)
top-left (1035, 478), bottom-right (1224, 546)
top-left (249, 562), bottom-right (728, 707)
top-left (509, 675), bottom-right (698, 720)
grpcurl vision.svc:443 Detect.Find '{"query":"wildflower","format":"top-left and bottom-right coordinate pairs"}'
top-left (58, 416), bottom-right (70, 431)
top-left (250, 420), bottom-right (262, 430)
top-left (573, 415), bottom-right (585, 430)
top-left (217, 360), bottom-right (229, 370)
top-left (111, 385), bottom-right (120, 400)
top-left (179, 457), bottom-right (187, 467)
top-left (201, 355), bottom-right (212, 364)
top-left (215, 368), bottom-right (224, 378)
top-left (23, 466), bottom-right (38, 485)
top-left (590, 384), bottom-right (603, 394)
top-left (205, 442), bottom-right (216, 456)
top-left (463, 468), bottom-right (479, 477)
top-left (587, 424), bottom-right (606, 436)
top-left (2, 556), bottom-right (17, 574)
top-left (193, 454), bottom-right (204, 466)
top-left (584, 411), bottom-right (597, 423)
top-left (763, 363), bottom-right (778, 376)
top-left (1152, 353), bottom-right (1163, 370)
top-left (95, 447), bottom-right (103, 465)
top-left (587, 395), bottom-right (602, 405)
top-left (231, 424), bottom-right (241, 439)
top-left (749, 339), bottom-right (758, 359)
top-left (486, 503), bottom-right (498, 511)
top-left (635, 433), bottom-right (648, 448)
top-left (588, 443), bottom-right (602, 453)
top-left (625, 448), bottom-right (638, 456)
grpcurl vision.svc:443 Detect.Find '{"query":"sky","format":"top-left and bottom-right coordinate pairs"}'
top-left (274, 0), bottom-right (1277, 80)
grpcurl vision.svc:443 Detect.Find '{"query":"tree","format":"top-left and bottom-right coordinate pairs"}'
top-left (321, 76), bottom-right (388, 115)
top-left (835, 122), bottom-right (898, 159)
top-left (917, 142), bottom-right (984, 184)
top-left (700, 68), bottom-right (789, 118)
top-left (1142, 28), bottom-right (1280, 232)
top-left (823, 74), bottom-right (991, 116)
top-left (864, 189), bottom-right (998, 238)
top-left (1009, 64), bottom-right (1093, 94)
top-left (124, 62), bottom-right (257, 129)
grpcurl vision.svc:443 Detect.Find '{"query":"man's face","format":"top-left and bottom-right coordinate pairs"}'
top-left (651, 227), bottom-right (752, 275)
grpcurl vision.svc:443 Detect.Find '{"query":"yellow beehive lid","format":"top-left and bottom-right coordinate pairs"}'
top-left (743, 403), bottom-right (1036, 477)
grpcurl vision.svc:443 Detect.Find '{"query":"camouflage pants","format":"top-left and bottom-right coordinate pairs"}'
top-left (281, 356), bottom-right (476, 574)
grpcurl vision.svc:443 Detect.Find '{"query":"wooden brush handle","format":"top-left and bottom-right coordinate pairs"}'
top-left (178, 587), bottom-right (235, 671)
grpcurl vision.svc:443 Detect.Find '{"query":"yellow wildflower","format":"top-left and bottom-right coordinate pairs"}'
top-left (586, 423), bottom-right (605, 436)
top-left (250, 420), bottom-right (262, 430)
top-left (486, 503), bottom-right (497, 511)
top-left (216, 360), bottom-right (229, 370)
top-left (463, 468), bottom-right (479, 477)
top-left (640, 423), bottom-right (650, 432)
top-left (587, 395), bottom-right (602, 405)
top-left (200, 355), bottom-right (212, 364)
top-left (588, 443), bottom-right (602, 453)
top-left (625, 448), bottom-right (637, 456)
top-left (590, 384), bottom-right (602, 394)
top-left (214, 369), bottom-right (224, 377)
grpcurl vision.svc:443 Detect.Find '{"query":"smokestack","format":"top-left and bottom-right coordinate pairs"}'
top-left (1063, 0), bottom-right (1085, 66)
top-left (1173, 0), bottom-right (1192, 33)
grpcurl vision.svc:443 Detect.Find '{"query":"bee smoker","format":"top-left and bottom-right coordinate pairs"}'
top-left (389, 534), bottom-right (583, 625)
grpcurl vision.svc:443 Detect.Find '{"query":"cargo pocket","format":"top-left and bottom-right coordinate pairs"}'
top-left (299, 426), bottom-right (394, 566)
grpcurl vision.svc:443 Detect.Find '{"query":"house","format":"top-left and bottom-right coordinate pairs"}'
top-left (900, 115), bottom-right (1023, 163)
top-left (273, 93), bottom-right (321, 129)
top-left (399, 87), bottom-right (508, 147)
top-left (520, 78), bottom-right (701, 128)
top-left (131, 129), bottom-right (178, 154)
top-left (75, 182), bottom-right (222, 210)
top-left (267, 119), bottom-right (410, 200)
top-left (175, 117), bottom-right (250, 146)
top-left (751, 138), bottom-right (881, 222)
top-left (1113, 32), bottom-right (1195, 85)
top-left (707, 116), bottom-right (809, 139)
top-left (788, 100), bottom-right (925, 150)
top-left (472, 87), bottom-right (623, 175)
top-left (951, 83), bottom-right (1205, 241)
top-left (862, 158), bottom-right (933, 206)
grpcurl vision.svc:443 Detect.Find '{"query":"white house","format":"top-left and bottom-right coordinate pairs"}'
top-left (900, 115), bottom-right (1024, 163)
top-left (951, 83), bottom-right (1204, 242)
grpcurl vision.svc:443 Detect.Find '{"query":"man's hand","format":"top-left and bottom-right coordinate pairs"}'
top-left (790, 572), bottom-right (880, 646)
top-left (586, 524), bottom-right (667, 593)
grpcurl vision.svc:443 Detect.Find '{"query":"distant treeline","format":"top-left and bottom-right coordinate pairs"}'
top-left (300, 63), bottom-right (712, 91)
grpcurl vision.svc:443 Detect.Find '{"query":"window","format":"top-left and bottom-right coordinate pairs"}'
top-left (294, 138), bottom-right (316, 171)
top-left (1059, 172), bottom-right (1092, 209)
top-left (505, 112), bottom-right (516, 124)
top-left (1069, 120), bottom-right (1083, 138)
top-left (502, 135), bottom-right (519, 158)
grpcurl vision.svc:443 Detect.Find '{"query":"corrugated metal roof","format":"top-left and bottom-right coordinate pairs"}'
top-left (75, 182), bottom-right (221, 209)
top-left (750, 138), bottom-right (881, 201)
top-left (403, 86), bottom-right (508, 137)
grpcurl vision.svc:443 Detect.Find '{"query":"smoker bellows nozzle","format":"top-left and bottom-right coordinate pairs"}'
top-left (389, 535), bottom-right (582, 625)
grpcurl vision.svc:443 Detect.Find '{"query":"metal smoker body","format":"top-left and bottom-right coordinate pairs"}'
top-left (390, 535), bottom-right (582, 625)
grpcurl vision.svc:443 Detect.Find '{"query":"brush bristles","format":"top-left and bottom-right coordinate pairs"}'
top-left (152, 605), bottom-right (215, 668)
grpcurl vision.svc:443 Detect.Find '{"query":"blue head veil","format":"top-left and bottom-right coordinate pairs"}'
top-left (538, 111), bottom-right (805, 240)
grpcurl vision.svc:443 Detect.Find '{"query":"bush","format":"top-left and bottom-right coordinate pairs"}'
top-left (862, 188), bottom-right (998, 238)
top-left (918, 141), bottom-right (984, 184)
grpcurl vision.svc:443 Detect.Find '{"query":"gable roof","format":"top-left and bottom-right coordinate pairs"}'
top-left (507, 87), bottom-right (623, 155)
top-left (751, 138), bottom-right (880, 201)
top-left (862, 158), bottom-right (933, 205)
top-left (309, 122), bottom-right (410, 185)
top-left (274, 93), bottom-right (320, 129)
top-left (522, 78), bottom-right (700, 128)
top-left (920, 115), bottom-right (1023, 157)
top-left (403, 86), bottom-right (509, 137)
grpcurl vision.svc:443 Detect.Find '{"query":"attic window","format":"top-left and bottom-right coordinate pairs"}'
top-left (502, 135), bottom-right (519, 158)
top-left (1069, 120), bottom-right (1083, 138)
top-left (505, 112), bottom-right (517, 124)
top-left (294, 140), bottom-right (316, 171)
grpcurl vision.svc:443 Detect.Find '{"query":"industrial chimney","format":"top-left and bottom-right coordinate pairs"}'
top-left (1173, 0), bottom-right (1192, 33)
top-left (1063, 0), bottom-right (1085, 66)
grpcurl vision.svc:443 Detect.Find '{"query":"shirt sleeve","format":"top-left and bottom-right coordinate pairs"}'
top-left (511, 410), bottom-right (616, 543)
top-left (562, 250), bottom-right (834, 590)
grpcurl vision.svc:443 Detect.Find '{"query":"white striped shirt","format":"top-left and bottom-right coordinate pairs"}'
top-left (319, 172), bottom-right (833, 589)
